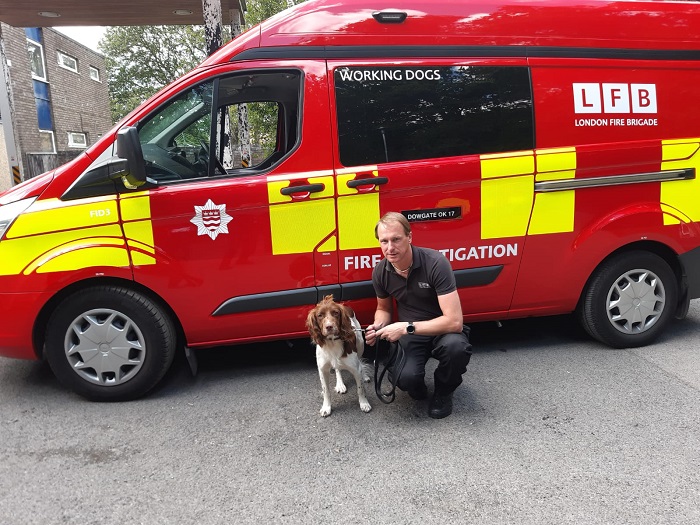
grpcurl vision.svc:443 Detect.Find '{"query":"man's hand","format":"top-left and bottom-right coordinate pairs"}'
top-left (364, 323), bottom-right (383, 346)
top-left (374, 322), bottom-right (408, 343)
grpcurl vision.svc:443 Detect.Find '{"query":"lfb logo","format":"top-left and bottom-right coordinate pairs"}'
top-left (573, 83), bottom-right (657, 114)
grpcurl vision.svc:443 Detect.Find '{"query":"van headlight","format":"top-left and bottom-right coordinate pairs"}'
top-left (0, 197), bottom-right (36, 240)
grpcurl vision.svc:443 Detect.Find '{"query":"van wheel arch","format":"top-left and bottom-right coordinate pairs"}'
top-left (33, 277), bottom-right (186, 392)
top-left (34, 278), bottom-right (185, 362)
top-left (577, 245), bottom-right (681, 348)
top-left (43, 284), bottom-right (181, 400)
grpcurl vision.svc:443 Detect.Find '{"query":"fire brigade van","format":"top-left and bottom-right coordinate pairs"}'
top-left (2, 0), bottom-right (700, 401)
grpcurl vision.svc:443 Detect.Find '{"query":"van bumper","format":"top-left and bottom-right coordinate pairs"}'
top-left (0, 291), bottom-right (45, 360)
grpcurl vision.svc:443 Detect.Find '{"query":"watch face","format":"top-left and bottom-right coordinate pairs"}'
top-left (407, 323), bottom-right (415, 334)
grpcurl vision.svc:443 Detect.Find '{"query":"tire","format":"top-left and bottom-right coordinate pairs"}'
top-left (578, 251), bottom-right (678, 348)
top-left (45, 286), bottom-right (176, 401)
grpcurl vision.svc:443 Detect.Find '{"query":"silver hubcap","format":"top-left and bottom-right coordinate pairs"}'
top-left (606, 268), bottom-right (665, 334)
top-left (64, 309), bottom-right (146, 386)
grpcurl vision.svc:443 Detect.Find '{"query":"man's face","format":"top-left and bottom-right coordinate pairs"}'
top-left (377, 221), bottom-right (412, 264)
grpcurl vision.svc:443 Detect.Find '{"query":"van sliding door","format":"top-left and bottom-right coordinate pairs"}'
top-left (328, 60), bottom-right (535, 321)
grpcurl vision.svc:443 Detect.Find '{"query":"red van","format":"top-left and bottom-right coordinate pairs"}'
top-left (2, 0), bottom-right (700, 400)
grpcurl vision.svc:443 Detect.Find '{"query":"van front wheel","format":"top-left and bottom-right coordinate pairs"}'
top-left (45, 286), bottom-right (176, 401)
top-left (579, 251), bottom-right (677, 348)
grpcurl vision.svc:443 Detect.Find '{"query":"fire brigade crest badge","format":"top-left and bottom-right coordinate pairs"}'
top-left (191, 199), bottom-right (233, 240)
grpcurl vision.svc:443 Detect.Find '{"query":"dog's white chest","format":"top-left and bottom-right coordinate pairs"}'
top-left (316, 338), bottom-right (345, 368)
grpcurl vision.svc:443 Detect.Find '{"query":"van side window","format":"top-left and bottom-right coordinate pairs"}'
top-left (136, 70), bottom-right (301, 182)
top-left (214, 70), bottom-right (302, 173)
top-left (334, 66), bottom-right (533, 166)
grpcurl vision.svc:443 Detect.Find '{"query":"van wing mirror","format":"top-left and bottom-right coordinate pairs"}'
top-left (115, 126), bottom-right (148, 189)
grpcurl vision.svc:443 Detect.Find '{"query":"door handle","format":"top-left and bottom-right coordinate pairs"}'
top-left (347, 177), bottom-right (389, 188)
top-left (280, 183), bottom-right (325, 196)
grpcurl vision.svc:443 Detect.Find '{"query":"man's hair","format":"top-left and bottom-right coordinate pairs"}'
top-left (375, 211), bottom-right (412, 239)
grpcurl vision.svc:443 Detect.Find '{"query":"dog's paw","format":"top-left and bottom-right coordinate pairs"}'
top-left (335, 384), bottom-right (347, 394)
top-left (320, 405), bottom-right (332, 417)
top-left (360, 401), bottom-right (372, 413)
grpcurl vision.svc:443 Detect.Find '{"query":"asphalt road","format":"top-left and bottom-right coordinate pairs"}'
top-left (1, 302), bottom-right (700, 524)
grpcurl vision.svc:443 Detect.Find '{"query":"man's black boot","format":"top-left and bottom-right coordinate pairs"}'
top-left (428, 391), bottom-right (453, 419)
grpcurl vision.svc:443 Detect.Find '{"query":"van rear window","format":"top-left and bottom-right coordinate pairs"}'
top-left (334, 66), bottom-right (534, 166)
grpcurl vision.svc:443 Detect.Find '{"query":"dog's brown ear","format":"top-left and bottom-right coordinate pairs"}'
top-left (306, 307), bottom-right (323, 345)
top-left (339, 306), bottom-right (357, 356)
top-left (344, 305), bottom-right (356, 319)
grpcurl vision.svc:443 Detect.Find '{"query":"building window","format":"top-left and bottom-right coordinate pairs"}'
top-left (68, 132), bottom-right (88, 148)
top-left (27, 38), bottom-right (47, 81)
top-left (32, 79), bottom-right (53, 131)
top-left (38, 130), bottom-right (56, 153)
top-left (89, 66), bottom-right (101, 82)
top-left (57, 51), bottom-right (78, 73)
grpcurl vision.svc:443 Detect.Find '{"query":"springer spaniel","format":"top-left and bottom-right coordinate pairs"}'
top-left (306, 295), bottom-right (372, 417)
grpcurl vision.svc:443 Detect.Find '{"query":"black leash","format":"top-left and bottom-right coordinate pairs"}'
top-left (373, 339), bottom-right (407, 404)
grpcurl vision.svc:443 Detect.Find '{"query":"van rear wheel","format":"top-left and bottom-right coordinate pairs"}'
top-left (578, 251), bottom-right (677, 348)
top-left (45, 286), bottom-right (176, 401)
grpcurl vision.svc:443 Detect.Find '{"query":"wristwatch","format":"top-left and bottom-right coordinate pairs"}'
top-left (406, 322), bottom-right (415, 335)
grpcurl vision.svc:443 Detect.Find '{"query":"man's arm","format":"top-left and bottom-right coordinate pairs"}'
top-left (364, 296), bottom-right (393, 346)
top-left (374, 290), bottom-right (463, 342)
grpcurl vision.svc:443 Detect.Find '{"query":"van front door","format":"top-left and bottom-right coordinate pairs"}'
top-left (130, 62), bottom-right (335, 346)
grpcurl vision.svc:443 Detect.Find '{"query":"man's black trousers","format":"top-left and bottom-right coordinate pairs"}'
top-left (391, 328), bottom-right (472, 395)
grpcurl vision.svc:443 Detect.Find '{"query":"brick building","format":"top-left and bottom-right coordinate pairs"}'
top-left (0, 24), bottom-right (112, 187)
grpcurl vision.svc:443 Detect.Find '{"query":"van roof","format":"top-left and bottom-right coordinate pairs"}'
top-left (203, 0), bottom-right (700, 66)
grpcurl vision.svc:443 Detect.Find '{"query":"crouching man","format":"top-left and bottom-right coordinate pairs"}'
top-left (365, 212), bottom-right (472, 419)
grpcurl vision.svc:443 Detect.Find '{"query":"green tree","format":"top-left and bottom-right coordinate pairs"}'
top-left (99, 26), bottom-right (208, 122)
top-left (246, 0), bottom-right (298, 26)
top-left (99, 1), bottom-right (305, 122)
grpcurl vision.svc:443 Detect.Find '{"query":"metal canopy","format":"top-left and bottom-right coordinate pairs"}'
top-left (0, 0), bottom-right (245, 27)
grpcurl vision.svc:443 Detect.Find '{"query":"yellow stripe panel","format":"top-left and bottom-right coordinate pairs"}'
top-left (481, 176), bottom-right (534, 239)
top-left (267, 176), bottom-right (335, 204)
top-left (0, 225), bottom-right (123, 276)
top-left (24, 238), bottom-right (126, 274)
top-left (480, 152), bottom-right (535, 239)
top-left (130, 251), bottom-right (157, 266)
top-left (662, 140), bottom-right (700, 162)
top-left (123, 221), bottom-right (155, 254)
top-left (535, 147), bottom-right (576, 179)
top-left (529, 148), bottom-right (576, 235)
top-left (660, 203), bottom-right (692, 225)
top-left (661, 138), bottom-right (700, 225)
top-left (120, 193), bottom-right (151, 221)
top-left (480, 151), bottom-right (535, 179)
top-left (269, 199), bottom-right (335, 255)
top-left (127, 239), bottom-right (155, 254)
top-left (7, 198), bottom-right (118, 238)
top-left (35, 247), bottom-right (130, 274)
top-left (529, 190), bottom-right (575, 235)
top-left (337, 193), bottom-right (380, 250)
